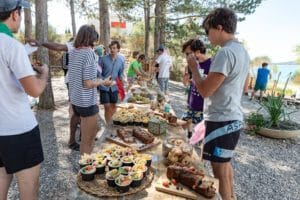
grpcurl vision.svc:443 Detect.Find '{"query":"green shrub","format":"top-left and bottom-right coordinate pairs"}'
top-left (261, 95), bottom-right (285, 128)
top-left (245, 112), bottom-right (266, 134)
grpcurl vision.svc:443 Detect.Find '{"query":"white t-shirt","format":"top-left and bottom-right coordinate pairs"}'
top-left (156, 54), bottom-right (172, 78)
top-left (0, 33), bottom-right (38, 136)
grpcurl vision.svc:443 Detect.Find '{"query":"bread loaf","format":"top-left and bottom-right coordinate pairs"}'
top-left (166, 164), bottom-right (216, 198)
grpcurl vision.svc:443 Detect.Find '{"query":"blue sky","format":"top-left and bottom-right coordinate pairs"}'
top-left (47, 0), bottom-right (300, 63)
top-left (237, 0), bottom-right (300, 63)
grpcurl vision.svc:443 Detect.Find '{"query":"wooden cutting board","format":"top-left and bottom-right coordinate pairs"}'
top-left (155, 175), bottom-right (219, 200)
top-left (106, 135), bottom-right (161, 152)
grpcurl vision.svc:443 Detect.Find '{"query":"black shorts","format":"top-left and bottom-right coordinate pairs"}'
top-left (203, 120), bottom-right (242, 163)
top-left (100, 89), bottom-right (118, 104)
top-left (0, 126), bottom-right (44, 174)
top-left (72, 104), bottom-right (99, 117)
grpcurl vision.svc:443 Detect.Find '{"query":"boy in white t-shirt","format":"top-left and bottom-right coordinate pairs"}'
top-left (0, 1), bottom-right (49, 199)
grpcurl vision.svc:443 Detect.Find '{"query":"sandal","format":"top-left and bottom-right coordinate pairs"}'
top-left (68, 142), bottom-right (80, 151)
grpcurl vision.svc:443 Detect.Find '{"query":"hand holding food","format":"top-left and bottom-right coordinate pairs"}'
top-left (32, 61), bottom-right (48, 75)
top-left (187, 54), bottom-right (198, 73)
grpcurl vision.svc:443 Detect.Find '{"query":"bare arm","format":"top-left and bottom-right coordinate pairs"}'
top-left (19, 64), bottom-right (49, 98)
top-left (84, 79), bottom-right (103, 89)
top-left (41, 42), bottom-right (68, 51)
top-left (187, 55), bottom-right (225, 98)
top-left (26, 39), bottom-right (68, 51)
top-left (243, 73), bottom-right (250, 93)
top-left (133, 68), bottom-right (142, 76)
top-left (84, 76), bottom-right (113, 89)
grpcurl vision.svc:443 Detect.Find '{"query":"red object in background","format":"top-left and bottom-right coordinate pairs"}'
top-left (117, 78), bottom-right (125, 101)
top-left (111, 21), bottom-right (126, 29)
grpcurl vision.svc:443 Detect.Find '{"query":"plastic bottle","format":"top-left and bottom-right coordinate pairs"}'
top-left (164, 103), bottom-right (170, 113)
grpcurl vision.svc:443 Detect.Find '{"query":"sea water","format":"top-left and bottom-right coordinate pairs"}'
top-left (251, 64), bottom-right (299, 83)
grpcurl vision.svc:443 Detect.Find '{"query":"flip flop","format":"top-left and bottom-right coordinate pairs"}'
top-left (68, 142), bottom-right (80, 151)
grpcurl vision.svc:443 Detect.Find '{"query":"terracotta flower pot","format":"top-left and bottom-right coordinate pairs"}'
top-left (258, 127), bottom-right (300, 139)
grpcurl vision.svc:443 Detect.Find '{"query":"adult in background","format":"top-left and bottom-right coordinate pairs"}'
top-left (251, 62), bottom-right (272, 101)
top-left (68, 25), bottom-right (108, 154)
top-left (187, 8), bottom-right (250, 200)
top-left (154, 45), bottom-right (173, 97)
top-left (98, 40), bottom-right (125, 124)
top-left (0, 1), bottom-right (49, 199)
top-left (181, 39), bottom-right (211, 138)
top-left (26, 36), bottom-right (82, 151)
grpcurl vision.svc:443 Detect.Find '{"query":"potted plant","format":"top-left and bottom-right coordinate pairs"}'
top-left (246, 73), bottom-right (300, 139)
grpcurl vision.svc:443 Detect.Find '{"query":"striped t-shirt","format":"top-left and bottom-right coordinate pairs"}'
top-left (68, 48), bottom-right (98, 107)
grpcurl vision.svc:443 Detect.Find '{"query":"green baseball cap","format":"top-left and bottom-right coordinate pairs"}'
top-left (0, 0), bottom-right (30, 12)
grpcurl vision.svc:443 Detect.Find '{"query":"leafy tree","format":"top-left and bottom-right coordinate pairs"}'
top-left (112, 0), bottom-right (154, 57)
top-left (295, 45), bottom-right (300, 64)
top-left (291, 69), bottom-right (300, 84)
top-left (66, 0), bottom-right (77, 37)
top-left (112, 0), bottom-right (263, 57)
top-left (251, 56), bottom-right (271, 67)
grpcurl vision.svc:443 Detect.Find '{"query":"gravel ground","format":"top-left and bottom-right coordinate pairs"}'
top-left (7, 77), bottom-right (300, 200)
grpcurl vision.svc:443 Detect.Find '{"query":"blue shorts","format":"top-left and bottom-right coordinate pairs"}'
top-left (254, 82), bottom-right (267, 91)
top-left (72, 104), bottom-right (99, 117)
top-left (0, 126), bottom-right (44, 174)
top-left (203, 121), bottom-right (242, 163)
top-left (100, 89), bottom-right (119, 104)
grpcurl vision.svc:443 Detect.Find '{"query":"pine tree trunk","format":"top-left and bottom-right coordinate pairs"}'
top-left (154, 0), bottom-right (161, 53)
top-left (159, 0), bottom-right (166, 45)
top-left (99, 0), bottom-right (110, 54)
top-left (35, 0), bottom-right (55, 109)
top-left (154, 0), bottom-right (167, 52)
top-left (144, 0), bottom-right (150, 58)
top-left (69, 0), bottom-right (76, 37)
top-left (24, 7), bottom-right (32, 39)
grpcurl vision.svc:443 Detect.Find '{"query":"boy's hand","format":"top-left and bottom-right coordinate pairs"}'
top-left (33, 64), bottom-right (48, 75)
top-left (183, 73), bottom-right (190, 86)
top-left (187, 54), bottom-right (198, 73)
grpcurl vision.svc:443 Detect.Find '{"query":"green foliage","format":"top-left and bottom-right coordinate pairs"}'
top-left (294, 45), bottom-right (300, 64)
top-left (245, 112), bottom-right (266, 134)
top-left (111, 0), bottom-right (144, 21)
top-left (127, 21), bottom-right (146, 52)
top-left (251, 56), bottom-right (271, 67)
top-left (291, 69), bottom-right (300, 84)
top-left (260, 73), bottom-right (294, 128)
top-left (111, 0), bottom-right (263, 58)
top-left (170, 58), bottom-right (184, 81)
top-left (261, 95), bottom-right (285, 127)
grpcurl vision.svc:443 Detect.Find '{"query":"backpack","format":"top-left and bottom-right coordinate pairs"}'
top-left (62, 52), bottom-right (69, 70)
top-left (61, 52), bottom-right (69, 76)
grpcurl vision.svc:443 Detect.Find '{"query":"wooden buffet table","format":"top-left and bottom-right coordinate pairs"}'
top-left (70, 103), bottom-right (219, 200)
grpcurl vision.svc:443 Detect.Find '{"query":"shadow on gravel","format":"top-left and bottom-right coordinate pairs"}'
top-left (36, 109), bottom-right (60, 199)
